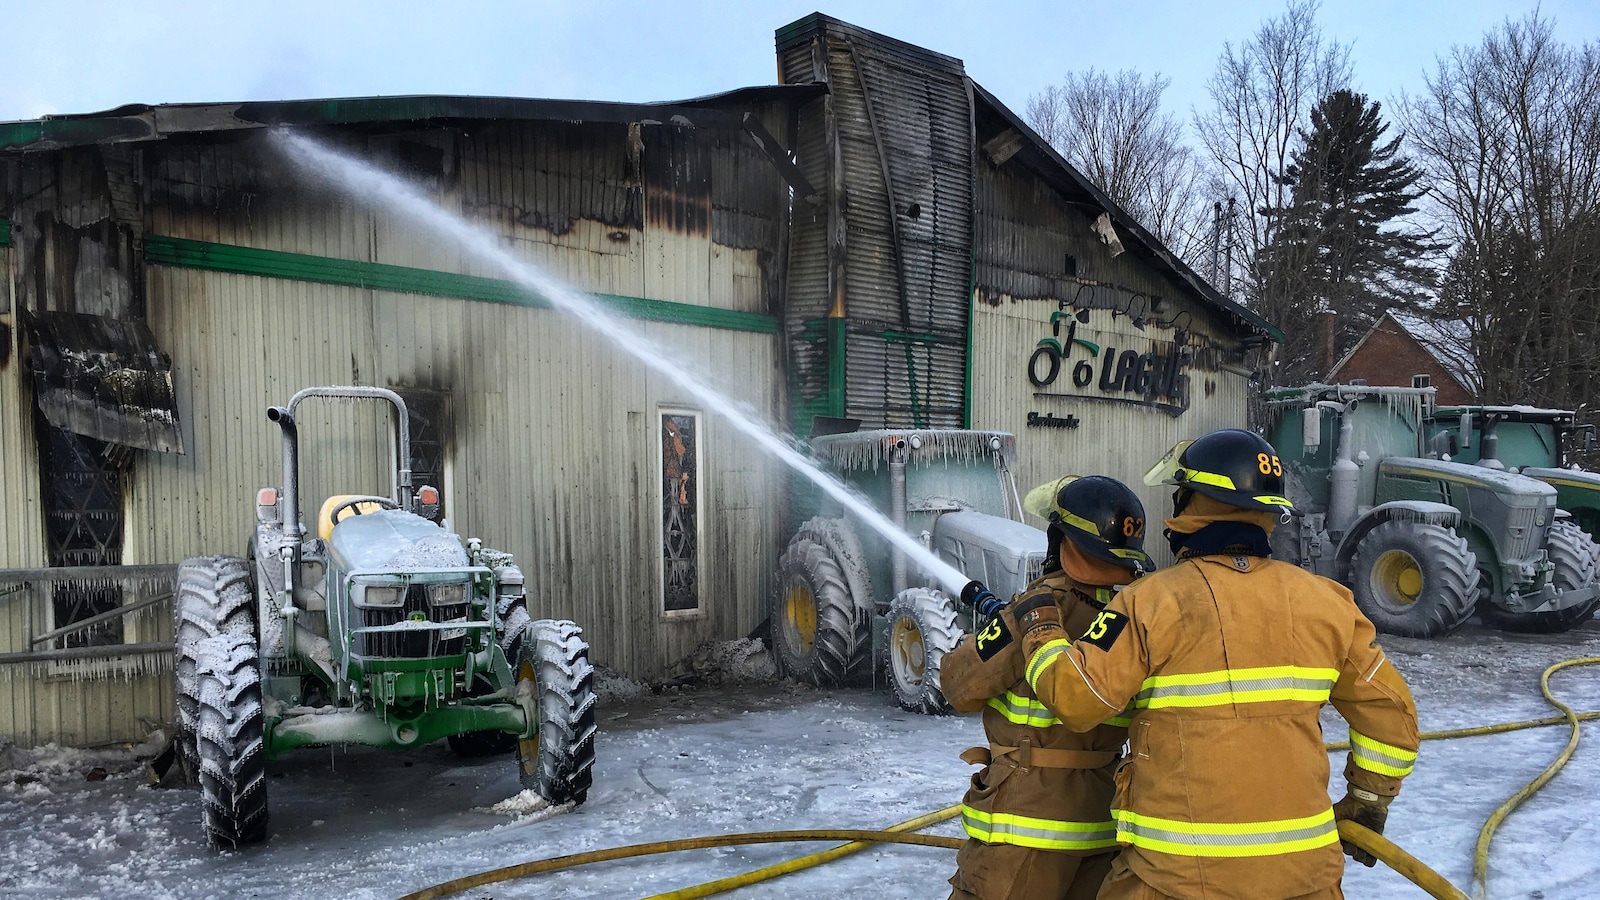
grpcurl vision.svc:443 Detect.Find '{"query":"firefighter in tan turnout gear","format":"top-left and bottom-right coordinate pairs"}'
top-left (1010, 430), bottom-right (1420, 900)
top-left (945, 475), bottom-right (1151, 900)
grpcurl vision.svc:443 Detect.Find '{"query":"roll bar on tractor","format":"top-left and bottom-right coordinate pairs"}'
top-left (266, 386), bottom-right (413, 541)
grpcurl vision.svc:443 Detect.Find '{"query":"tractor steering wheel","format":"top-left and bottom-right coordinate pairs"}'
top-left (329, 495), bottom-right (402, 526)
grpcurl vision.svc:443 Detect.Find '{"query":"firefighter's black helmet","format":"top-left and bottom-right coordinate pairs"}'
top-left (1161, 429), bottom-right (1295, 512)
top-left (1050, 475), bottom-right (1150, 573)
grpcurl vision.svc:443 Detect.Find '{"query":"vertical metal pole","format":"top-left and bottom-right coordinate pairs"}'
top-left (889, 438), bottom-right (907, 594)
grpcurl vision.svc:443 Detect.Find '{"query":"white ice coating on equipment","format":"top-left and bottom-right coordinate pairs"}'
top-left (275, 133), bottom-right (970, 596)
top-left (811, 429), bottom-right (1017, 472)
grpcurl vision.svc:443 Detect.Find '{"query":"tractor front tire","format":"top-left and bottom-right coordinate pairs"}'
top-left (885, 588), bottom-right (962, 715)
top-left (194, 628), bottom-right (269, 849)
top-left (515, 619), bottom-right (597, 806)
top-left (1480, 521), bottom-right (1600, 633)
top-left (175, 556), bottom-right (256, 782)
top-left (1350, 522), bottom-right (1479, 638)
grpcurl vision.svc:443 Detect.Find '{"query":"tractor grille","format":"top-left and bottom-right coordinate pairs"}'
top-left (1504, 506), bottom-right (1541, 564)
top-left (353, 584), bottom-right (469, 659)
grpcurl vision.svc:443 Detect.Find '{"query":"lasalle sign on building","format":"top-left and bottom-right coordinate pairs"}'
top-left (1026, 307), bottom-right (1192, 421)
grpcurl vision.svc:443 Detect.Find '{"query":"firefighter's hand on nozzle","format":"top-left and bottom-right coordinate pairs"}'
top-left (961, 580), bottom-right (1006, 618)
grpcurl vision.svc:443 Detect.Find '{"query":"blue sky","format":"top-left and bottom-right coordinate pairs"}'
top-left (1, 1), bottom-right (1595, 128)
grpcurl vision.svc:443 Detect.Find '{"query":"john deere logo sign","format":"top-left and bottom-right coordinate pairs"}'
top-left (1027, 311), bottom-right (1190, 418)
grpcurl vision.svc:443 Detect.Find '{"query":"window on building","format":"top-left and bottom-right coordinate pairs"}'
top-left (661, 410), bottom-right (701, 613)
top-left (398, 390), bottom-right (450, 520)
top-left (37, 421), bottom-right (125, 647)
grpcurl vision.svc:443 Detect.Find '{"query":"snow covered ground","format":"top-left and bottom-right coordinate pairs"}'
top-left (2, 622), bottom-right (1598, 900)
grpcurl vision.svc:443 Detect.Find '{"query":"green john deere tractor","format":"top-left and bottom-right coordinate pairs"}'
top-left (770, 425), bottom-right (1047, 714)
top-left (174, 386), bottom-right (595, 849)
top-left (1265, 383), bottom-right (1600, 637)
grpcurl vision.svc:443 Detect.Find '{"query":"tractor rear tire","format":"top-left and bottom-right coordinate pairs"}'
top-left (772, 535), bottom-right (872, 686)
top-left (885, 588), bottom-right (962, 715)
top-left (515, 620), bottom-right (597, 806)
top-left (1349, 522), bottom-right (1479, 638)
top-left (195, 628), bottom-right (269, 849)
top-left (174, 556), bottom-right (256, 781)
top-left (1480, 521), bottom-right (1600, 633)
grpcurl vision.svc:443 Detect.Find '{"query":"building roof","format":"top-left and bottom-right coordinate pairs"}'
top-left (1, 11), bottom-right (1277, 343)
top-left (0, 85), bottom-right (827, 154)
top-left (775, 13), bottom-right (1281, 342)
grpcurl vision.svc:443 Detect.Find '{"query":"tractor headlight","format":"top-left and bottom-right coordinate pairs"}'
top-left (357, 585), bottom-right (405, 608)
top-left (428, 583), bottom-right (467, 606)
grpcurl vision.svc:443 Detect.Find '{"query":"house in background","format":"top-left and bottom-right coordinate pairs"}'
top-left (1326, 310), bottom-right (1476, 404)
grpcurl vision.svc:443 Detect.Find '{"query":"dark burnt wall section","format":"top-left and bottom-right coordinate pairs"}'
top-left (779, 15), bottom-right (974, 431)
top-left (971, 101), bottom-right (1251, 376)
top-left (9, 147), bottom-right (145, 319)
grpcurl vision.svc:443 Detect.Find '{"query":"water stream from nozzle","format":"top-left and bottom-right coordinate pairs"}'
top-left (273, 132), bottom-right (970, 596)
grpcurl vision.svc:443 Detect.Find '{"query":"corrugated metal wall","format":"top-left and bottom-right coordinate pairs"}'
top-left (970, 158), bottom-right (1253, 567)
top-left (0, 231), bottom-right (48, 565)
top-left (779, 20), bottom-right (973, 431)
top-left (2, 108), bottom-right (794, 748)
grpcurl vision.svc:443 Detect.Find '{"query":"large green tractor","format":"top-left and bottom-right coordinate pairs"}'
top-left (174, 386), bottom-right (596, 849)
top-left (1430, 405), bottom-right (1600, 534)
top-left (1265, 384), bottom-right (1600, 637)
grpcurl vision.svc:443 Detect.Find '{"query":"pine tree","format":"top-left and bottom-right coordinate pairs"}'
top-left (1255, 89), bottom-right (1439, 385)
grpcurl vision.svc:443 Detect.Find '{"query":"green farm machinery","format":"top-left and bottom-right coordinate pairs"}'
top-left (174, 386), bottom-right (595, 849)
top-left (1265, 384), bottom-right (1600, 637)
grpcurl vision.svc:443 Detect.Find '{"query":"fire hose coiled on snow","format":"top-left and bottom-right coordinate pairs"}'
top-left (399, 658), bottom-right (1600, 900)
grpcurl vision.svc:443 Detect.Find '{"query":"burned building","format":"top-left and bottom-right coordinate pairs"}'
top-left (0, 14), bottom-right (1277, 745)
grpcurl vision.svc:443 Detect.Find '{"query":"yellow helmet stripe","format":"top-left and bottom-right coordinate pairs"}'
top-left (1180, 469), bottom-right (1237, 490)
top-left (1061, 511), bottom-right (1103, 536)
top-left (1253, 495), bottom-right (1294, 507)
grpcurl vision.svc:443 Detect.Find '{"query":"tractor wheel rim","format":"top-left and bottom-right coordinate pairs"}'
top-left (1371, 549), bottom-right (1424, 610)
top-left (891, 617), bottom-right (926, 693)
top-left (517, 659), bottom-right (539, 774)
top-left (785, 580), bottom-right (818, 655)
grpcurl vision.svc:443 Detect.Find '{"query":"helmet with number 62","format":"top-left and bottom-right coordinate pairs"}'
top-left (1026, 474), bottom-right (1150, 573)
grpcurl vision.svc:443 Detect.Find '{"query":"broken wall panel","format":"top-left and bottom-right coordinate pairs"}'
top-left (25, 311), bottom-right (183, 453)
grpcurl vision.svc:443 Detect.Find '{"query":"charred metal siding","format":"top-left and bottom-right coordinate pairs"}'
top-left (0, 215), bottom-right (48, 566)
top-left (779, 16), bottom-right (973, 431)
top-left (1, 100), bottom-right (799, 743)
top-left (969, 143), bottom-right (1254, 567)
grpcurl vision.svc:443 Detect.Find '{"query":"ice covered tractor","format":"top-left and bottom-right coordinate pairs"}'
top-left (770, 427), bottom-right (1045, 714)
top-left (1429, 405), bottom-right (1600, 537)
top-left (174, 387), bottom-right (596, 849)
top-left (1265, 383), bottom-right (1600, 637)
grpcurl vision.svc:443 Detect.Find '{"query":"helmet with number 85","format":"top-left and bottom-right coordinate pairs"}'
top-left (1151, 428), bottom-right (1295, 513)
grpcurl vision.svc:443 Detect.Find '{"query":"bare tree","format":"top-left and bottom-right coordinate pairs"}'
top-left (1026, 70), bottom-right (1208, 264)
top-left (1194, 0), bottom-right (1352, 299)
top-left (1404, 13), bottom-right (1600, 408)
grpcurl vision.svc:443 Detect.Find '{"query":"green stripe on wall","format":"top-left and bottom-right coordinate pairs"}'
top-left (0, 217), bottom-right (10, 247)
top-left (142, 235), bottom-right (781, 335)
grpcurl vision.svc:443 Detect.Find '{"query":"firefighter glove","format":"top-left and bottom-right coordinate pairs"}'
top-left (1011, 592), bottom-right (1061, 634)
top-left (960, 580), bottom-right (1006, 619)
top-left (1333, 785), bottom-right (1393, 867)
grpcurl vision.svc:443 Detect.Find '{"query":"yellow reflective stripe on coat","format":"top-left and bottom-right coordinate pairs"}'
top-left (1112, 808), bottom-right (1339, 858)
top-left (1133, 666), bottom-right (1339, 709)
top-left (1349, 729), bottom-right (1418, 777)
top-left (1104, 706), bottom-right (1135, 728)
top-left (962, 805), bottom-right (1119, 851)
top-left (1026, 639), bottom-right (1072, 693)
top-left (987, 690), bottom-right (1062, 727)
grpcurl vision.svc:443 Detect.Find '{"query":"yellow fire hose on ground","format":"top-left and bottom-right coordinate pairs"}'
top-left (400, 659), bottom-right (1598, 900)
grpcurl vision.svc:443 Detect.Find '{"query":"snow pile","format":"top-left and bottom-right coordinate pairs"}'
top-left (682, 638), bottom-right (779, 686)
top-left (482, 788), bottom-right (575, 824)
top-left (592, 664), bottom-right (648, 703)
top-left (0, 732), bottom-right (166, 788)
